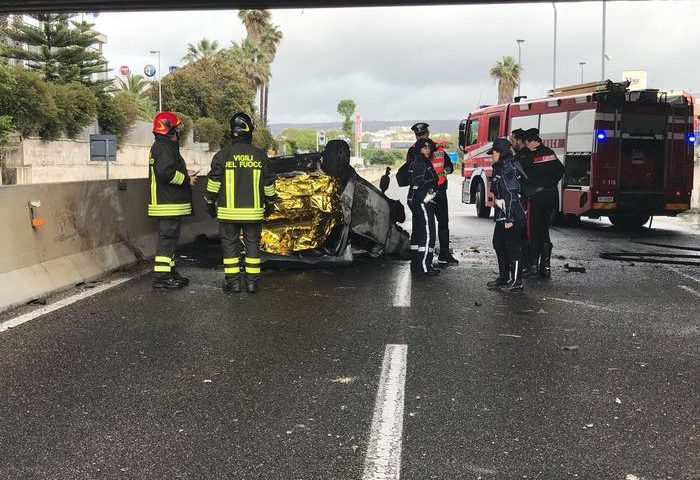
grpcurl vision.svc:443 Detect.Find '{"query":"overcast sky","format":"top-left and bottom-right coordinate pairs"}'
top-left (92, 1), bottom-right (699, 125)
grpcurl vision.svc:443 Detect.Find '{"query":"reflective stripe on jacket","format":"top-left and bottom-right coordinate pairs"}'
top-left (147, 135), bottom-right (193, 217)
top-left (205, 139), bottom-right (276, 223)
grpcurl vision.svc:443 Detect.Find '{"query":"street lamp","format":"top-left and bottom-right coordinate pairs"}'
top-left (150, 50), bottom-right (162, 112)
top-left (579, 61), bottom-right (586, 84)
top-left (516, 39), bottom-right (525, 97)
top-left (552, 2), bottom-right (557, 90)
top-left (601, 0), bottom-right (606, 81)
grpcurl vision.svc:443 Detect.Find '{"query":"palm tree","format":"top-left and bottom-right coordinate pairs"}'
top-left (114, 73), bottom-right (151, 99)
top-left (237, 10), bottom-right (271, 43)
top-left (228, 39), bottom-right (270, 99)
top-left (182, 38), bottom-right (221, 63)
top-left (259, 23), bottom-right (283, 125)
top-left (489, 56), bottom-right (521, 104)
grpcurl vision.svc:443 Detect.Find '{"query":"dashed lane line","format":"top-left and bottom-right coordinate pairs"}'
top-left (665, 265), bottom-right (700, 285)
top-left (362, 344), bottom-right (408, 480)
top-left (392, 264), bottom-right (412, 308)
top-left (0, 276), bottom-right (137, 335)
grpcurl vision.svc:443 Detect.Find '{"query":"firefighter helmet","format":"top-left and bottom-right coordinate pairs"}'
top-left (230, 112), bottom-right (254, 137)
top-left (152, 111), bottom-right (182, 136)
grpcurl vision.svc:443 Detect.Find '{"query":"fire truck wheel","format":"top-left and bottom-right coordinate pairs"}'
top-left (475, 181), bottom-right (491, 218)
top-left (608, 215), bottom-right (650, 230)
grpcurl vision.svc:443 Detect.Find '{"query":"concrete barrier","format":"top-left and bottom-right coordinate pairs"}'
top-left (0, 179), bottom-right (217, 313)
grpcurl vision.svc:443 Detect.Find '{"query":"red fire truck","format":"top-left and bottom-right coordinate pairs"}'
top-left (458, 81), bottom-right (696, 229)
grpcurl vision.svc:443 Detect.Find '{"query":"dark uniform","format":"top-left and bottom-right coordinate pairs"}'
top-left (408, 138), bottom-right (439, 276)
top-left (147, 112), bottom-right (193, 289)
top-left (488, 138), bottom-right (527, 291)
top-left (513, 137), bottom-right (533, 271)
top-left (521, 129), bottom-right (564, 278)
top-left (407, 122), bottom-right (458, 266)
top-left (205, 113), bottom-right (276, 293)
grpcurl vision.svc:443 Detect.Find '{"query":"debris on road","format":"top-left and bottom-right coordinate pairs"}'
top-left (615, 397), bottom-right (622, 404)
top-left (564, 263), bottom-right (587, 273)
top-left (626, 475), bottom-right (640, 480)
top-left (474, 301), bottom-right (482, 307)
top-left (498, 334), bottom-right (522, 338)
top-left (331, 376), bottom-right (353, 384)
top-left (561, 345), bottom-right (579, 351)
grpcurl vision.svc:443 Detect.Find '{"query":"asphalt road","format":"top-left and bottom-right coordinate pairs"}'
top-left (0, 174), bottom-right (698, 480)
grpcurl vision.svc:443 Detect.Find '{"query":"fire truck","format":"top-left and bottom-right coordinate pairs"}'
top-left (458, 81), bottom-right (696, 229)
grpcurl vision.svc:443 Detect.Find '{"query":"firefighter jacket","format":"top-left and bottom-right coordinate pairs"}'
top-left (407, 152), bottom-right (438, 206)
top-left (205, 138), bottom-right (276, 223)
top-left (521, 144), bottom-right (564, 192)
top-left (491, 152), bottom-right (526, 223)
top-left (148, 135), bottom-right (193, 217)
top-left (406, 139), bottom-right (453, 191)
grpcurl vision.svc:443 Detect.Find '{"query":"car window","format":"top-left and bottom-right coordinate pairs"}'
top-left (488, 116), bottom-right (500, 141)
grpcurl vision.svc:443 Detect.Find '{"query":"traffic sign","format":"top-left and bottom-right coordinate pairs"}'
top-left (143, 64), bottom-right (156, 77)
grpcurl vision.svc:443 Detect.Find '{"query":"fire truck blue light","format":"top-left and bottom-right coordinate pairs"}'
top-left (688, 134), bottom-right (696, 144)
top-left (596, 130), bottom-right (607, 141)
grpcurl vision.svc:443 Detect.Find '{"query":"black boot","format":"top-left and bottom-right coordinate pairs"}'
top-left (223, 274), bottom-right (241, 293)
top-left (499, 261), bottom-right (523, 292)
top-left (436, 230), bottom-right (459, 266)
top-left (539, 242), bottom-right (553, 278)
top-left (246, 275), bottom-right (259, 293)
top-left (171, 268), bottom-right (190, 286)
top-left (522, 246), bottom-right (539, 278)
top-left (487, 251), bottom-right (509, 288)
top-left (152, 273), bottom-right (185, 289)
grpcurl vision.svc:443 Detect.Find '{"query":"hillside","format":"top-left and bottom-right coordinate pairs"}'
top-left (269, 119), bottom-right (462, 137)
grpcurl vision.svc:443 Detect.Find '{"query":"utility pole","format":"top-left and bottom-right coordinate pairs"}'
top-left (601, 0), bottom-right (607, 81)
top-left (516, 39), bottom-right (525, 97)
top-left (150, 50), bottom-right (162, 111)
top-left (552, 2), bottom-right (557, 90)
top-left (579, 61), bottom-right (586, 84)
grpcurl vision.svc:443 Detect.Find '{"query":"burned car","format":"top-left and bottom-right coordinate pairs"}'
top-left (261, 140), bottom-right (410, 266)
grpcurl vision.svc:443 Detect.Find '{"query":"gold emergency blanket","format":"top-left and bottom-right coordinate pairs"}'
top-left (261, 173), bottom-right (342, 255)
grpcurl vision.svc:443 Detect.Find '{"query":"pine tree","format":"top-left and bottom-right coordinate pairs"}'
top-left (0, 14), bottom-right (108, 89)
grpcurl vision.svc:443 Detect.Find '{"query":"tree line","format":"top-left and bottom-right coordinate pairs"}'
top-left (0, 10), bottom-right (283, 155)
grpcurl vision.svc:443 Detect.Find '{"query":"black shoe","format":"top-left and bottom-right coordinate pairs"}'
top-left (499, 279), bottom-right (524, 292)
top-left (521, 266), bottom-right (539, 278)
top-left (171, 269), bottom-right (190, 286)
top-left (152, 275), bottom-right (185, 289)
top-left (487, 276), bottom-right (509, 288)
top-left (223, 275), bottom-right (241, 293)
top-left (437, 253), bottom-right (459, 266)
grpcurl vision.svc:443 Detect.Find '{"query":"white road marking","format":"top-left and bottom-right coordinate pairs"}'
top-left (664, 266), bottom-right (700, 285)
top-left (0, 276), bottom-right (136, 334)
top-left (392, 264), bottom-right (412, 308)
top-left (677, 285), bottom-right (700, 299)
top-left (362, 344), bottom-right (408, 480)
top-left (548, 297), bottom-right (618, 313)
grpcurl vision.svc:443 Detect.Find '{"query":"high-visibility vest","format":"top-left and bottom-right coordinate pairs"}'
top-left (431, 147), bottom-right (447, 186)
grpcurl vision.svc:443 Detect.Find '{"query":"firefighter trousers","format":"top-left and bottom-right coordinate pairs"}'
top-left (220, 222), bottom-right (262, 279)
top-left (527, 188), bottom-right (557, 262)
top-left (493, 220), bottom-right (524, 276)
top-left (434, 188), bottom-right (450, 254)
top-left (410, 200), bottom-right (436, 273)
top-left (154, 218), bottom-right (181, 275)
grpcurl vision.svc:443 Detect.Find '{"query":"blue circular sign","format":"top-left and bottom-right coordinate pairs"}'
top-left (143, 64), bottom-right (156, 77)
top-left (168, 65), bottom-right (178, 73)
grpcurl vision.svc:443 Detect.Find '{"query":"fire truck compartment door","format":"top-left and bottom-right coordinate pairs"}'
top-left (620, 139), bottom-right (665, 190)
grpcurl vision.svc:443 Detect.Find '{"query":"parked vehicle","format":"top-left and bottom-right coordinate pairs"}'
top-left (458, 81), bottom-right (696, 229)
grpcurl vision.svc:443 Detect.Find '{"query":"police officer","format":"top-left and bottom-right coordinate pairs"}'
top-left (408, 138), bottom-right (439, 277)
top-left (486, 138), bottom-right (527, 292)
top-left (204, 112), bottom-right (276, 293)
top-left (407, 122), bottom-right (458, 266)
top-left (148, 111), bottom-right (196, 289)
top-left (511, 128), bottom-right (532, 272)
top-left (521, 128), bottom-right (564, 278)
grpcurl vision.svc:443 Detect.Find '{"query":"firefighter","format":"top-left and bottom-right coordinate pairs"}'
top-left (486, 138), bottom-right (527, 292)
top-left (521, 128), bottom-right (564, 278)
top-left (204, 112), bottom-right (276, 293)
top-left (148, 111), bottom-right (196, 289)
top-left (408, 138), bottom-right (440, 276)
top-left (407, 122), bottom-right (458, 266)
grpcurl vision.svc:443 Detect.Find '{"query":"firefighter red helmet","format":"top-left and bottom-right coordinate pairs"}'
top-left (152, 111), bottom-right (182, 135)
